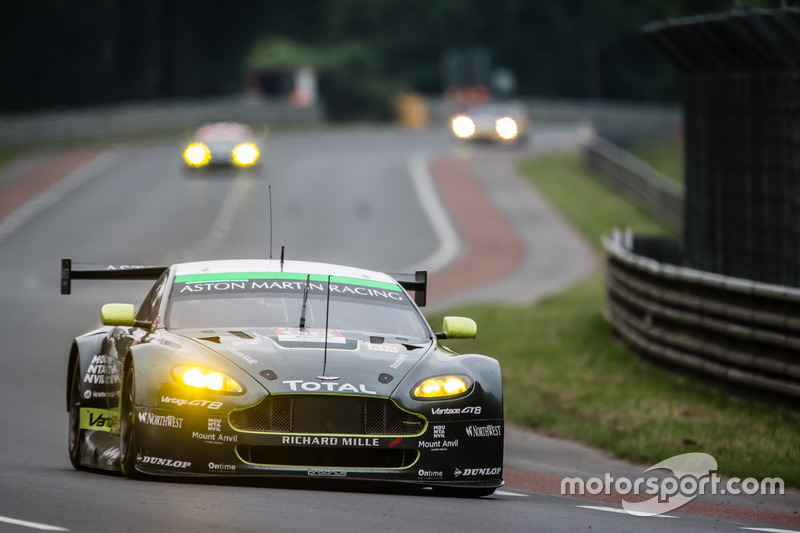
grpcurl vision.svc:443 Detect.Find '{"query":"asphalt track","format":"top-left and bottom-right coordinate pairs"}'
top-left (0, 125), bottom-right (797, 532)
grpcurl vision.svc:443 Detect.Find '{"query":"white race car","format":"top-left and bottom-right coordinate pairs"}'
top-left (183, 122), bottom-right (262, 169)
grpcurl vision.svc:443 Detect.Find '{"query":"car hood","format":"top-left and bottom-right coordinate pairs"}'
top-left (175, 328), bottom-right (434, 397)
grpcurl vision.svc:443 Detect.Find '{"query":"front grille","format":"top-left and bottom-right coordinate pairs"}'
top-left (237, 445), bottom-right (419, 468)
top-left (229, 395), bottom-right (425, 436)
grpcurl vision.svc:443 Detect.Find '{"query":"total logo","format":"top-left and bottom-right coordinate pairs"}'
top-left (454, 467), bottom-right (502, 477)
top-left (282, 380), bottom-right (377, 395)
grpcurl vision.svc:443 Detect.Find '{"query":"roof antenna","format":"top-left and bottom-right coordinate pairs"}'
top-left (280, 246), bottom-right (285, 272)
top-left (268, 185), bottom-right (273, 259)
top-left (322, 274), bottom-right (331, 375)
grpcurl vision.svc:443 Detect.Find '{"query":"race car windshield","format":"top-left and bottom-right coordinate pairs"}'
top-left (165, 273), bottom-right (430, 340)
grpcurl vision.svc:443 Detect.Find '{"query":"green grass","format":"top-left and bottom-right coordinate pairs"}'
top-left (429, 151), bottom-right (800, 486)
top-left (628, 136), bottom-right (685, 184)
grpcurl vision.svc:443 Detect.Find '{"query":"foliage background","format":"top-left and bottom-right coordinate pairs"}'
top-left (2, 0), bottom-right (778, 117)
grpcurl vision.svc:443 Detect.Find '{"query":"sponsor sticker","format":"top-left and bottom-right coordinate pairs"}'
top-left (137, 411), bottom-right (184, 428)
top-left (79, 408), bottom-right (120, 433)
top-left (454, 467), bottom-right (502, 477)
top-left (139, 455), bottom-right (192, 469)
top-left (465, 424), bottom-right (502, 437)
top-left (430, 406), bottom-right (481, 415)
top-left (308, 469), bottom-right (347, 477)
top-left (282, 380), bottom-right (377, 395)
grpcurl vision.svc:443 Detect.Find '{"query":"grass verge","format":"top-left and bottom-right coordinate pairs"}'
top-left (430, 151), bottom-right (799, 486)
top-left (628, 136), bottom-right (685, 184)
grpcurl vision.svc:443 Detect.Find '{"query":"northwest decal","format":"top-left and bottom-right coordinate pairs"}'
top-left (79, 408), bottom-right (120, 433)
top-left (171, 272), bottom-right (406, 304)
top-left (83, 355), bottom-right (120, 385)
top-left (137, 411), bottom-right (184, 428)
top-left (282, 380), bottom-right (377, 395)
top-left (465, 424), bottom-right (502, 437)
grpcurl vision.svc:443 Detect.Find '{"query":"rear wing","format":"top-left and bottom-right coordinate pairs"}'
top-left (389, 270), bottom-right (427, 307)
top-left (61, 258), bottom-right (428, 306)
top-left (61, 258), bottom-right (168, 295)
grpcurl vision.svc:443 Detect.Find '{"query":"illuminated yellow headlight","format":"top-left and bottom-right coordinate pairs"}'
top-left (173, 366), bottom-right (243, 393)
top-left (413, 375), bottom-right (471, 399)
top-left (451, 115), bottom-right (476, 139)
top-left (495, 117), bottom-right (518, 140)
top-left (184, 143), bottom-right (211, 167)
top-left (232, 143), bottom-right (259, 167)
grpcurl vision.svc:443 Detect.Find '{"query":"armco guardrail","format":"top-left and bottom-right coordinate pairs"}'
top-left (583, 137), bottom-right (683, 232)
top-left (0, 96), bottom-right (323, 147)
top-left (604, 230), bottom-right (800, 400)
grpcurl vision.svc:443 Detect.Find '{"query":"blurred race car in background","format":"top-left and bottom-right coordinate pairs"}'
top-left (450, 102), bottom-right (530, 144)
top-left (62, 258), bottom-right (504, 497)
top-left (182, 122), bottom-right (262, 169)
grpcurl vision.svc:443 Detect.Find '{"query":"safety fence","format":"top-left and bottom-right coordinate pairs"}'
top-left (604, 229), bottom-right (800, 400)
top-left (0, 96), bottom-right (323, 147)
top-left (582, 137), bottom-right (683, 232)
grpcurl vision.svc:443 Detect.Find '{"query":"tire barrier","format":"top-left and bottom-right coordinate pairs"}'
top-left (604, 229), bottom-right (800, 400)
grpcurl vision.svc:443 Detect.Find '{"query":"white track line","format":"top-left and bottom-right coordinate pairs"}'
top-left (577, 505), bottom-right (677, 519)
top-left (405, 153), bottom-right (461, 273)
top-left (0, 150), bottom-right (117, 245)
top-left (170, 175), bottom-right (255, 262)
top-left (739, 527), bottom-right (798, 533)
top-left (0, 514), bottom-right (69, 531)
top-left (494, 490), bottom-right (529, 497)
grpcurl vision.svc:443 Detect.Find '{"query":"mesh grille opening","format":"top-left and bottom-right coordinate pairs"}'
top-left (228, 395), bottom-right (425, 435)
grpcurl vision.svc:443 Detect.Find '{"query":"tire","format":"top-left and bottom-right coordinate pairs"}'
top-left (67, 358), bottom-right (86, 470)
top-left (119, 360), bottom-right (141, 478)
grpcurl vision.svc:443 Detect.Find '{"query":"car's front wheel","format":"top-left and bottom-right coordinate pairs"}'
top-left (119, 360), bottom-right (141, 478)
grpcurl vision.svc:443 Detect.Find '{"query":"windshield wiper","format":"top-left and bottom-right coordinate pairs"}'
top-left (299, 274), bottom-right (311, 329)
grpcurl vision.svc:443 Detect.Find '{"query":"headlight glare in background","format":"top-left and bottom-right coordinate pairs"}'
top-left (495, 117), bottom-right (518, 140)
top-left (184, 143), bottom-right (211, 167)
top-left (451, 115), bottom-right (476, 139)
top-left (232, 143), bottom-right (259, 166)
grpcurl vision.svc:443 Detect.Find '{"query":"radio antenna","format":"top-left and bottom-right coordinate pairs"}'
top-left (268, 185), bottom-right (273, 259)
top-left (322, 274), bottom-right (331, 375)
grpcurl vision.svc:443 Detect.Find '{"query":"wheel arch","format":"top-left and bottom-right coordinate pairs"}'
top-left (66, 333), bottom-right (106, 411)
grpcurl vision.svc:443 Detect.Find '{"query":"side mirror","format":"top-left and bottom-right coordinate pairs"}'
top-left (437, 316), bottom-right (477, 340)
top-left (101, 303), bottom-right (136, 327)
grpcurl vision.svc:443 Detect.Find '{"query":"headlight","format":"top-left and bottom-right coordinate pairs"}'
top-left (232, 143), bottom-right (259, 166)
top-left (173, 366), bottom-right (244, 393)
top-left (184, 143), bottom-right (211, 167)
top-left (412, 375), bottom-right (472, 400)
top-left (495, 117), bottom-right (518, 140)
top-left (451, 115), bottom-right (476, 139)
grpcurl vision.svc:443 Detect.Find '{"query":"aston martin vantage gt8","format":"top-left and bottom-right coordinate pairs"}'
top-left (63, 258), bottom-right (504, 496)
